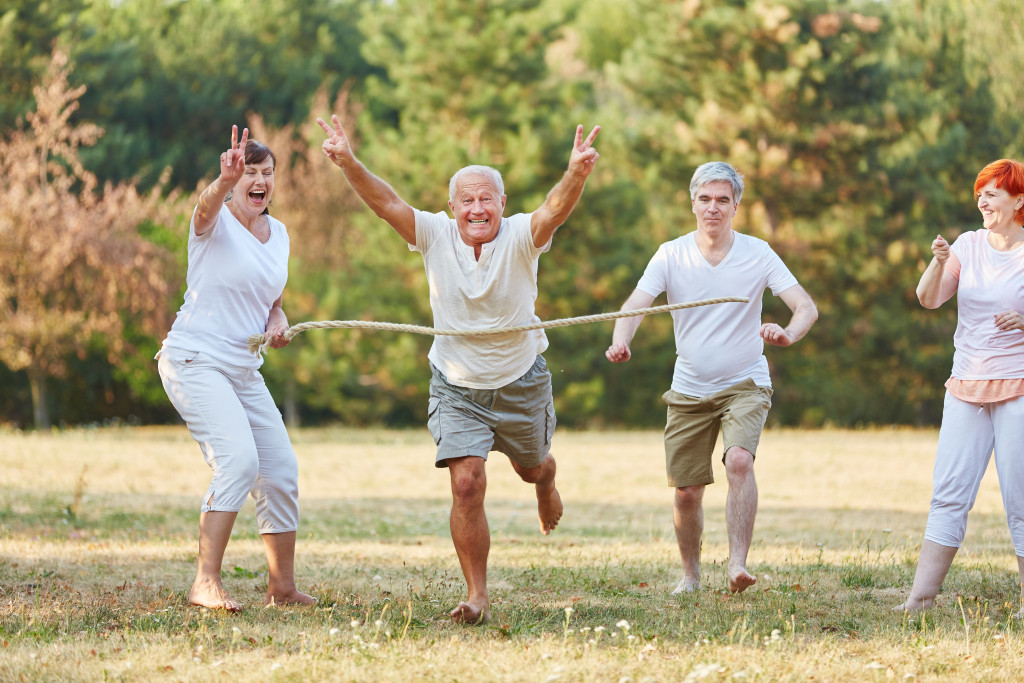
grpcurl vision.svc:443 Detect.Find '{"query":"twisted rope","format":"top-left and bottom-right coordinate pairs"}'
top-left (248, 296), bottom-right (748, 355)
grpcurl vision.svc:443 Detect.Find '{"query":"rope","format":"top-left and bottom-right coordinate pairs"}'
top-left (248, 296), bottom-right (749, 355)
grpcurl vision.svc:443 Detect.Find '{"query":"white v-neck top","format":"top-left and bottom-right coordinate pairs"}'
top-left (162, 204), bottom-right (289, 368)
top-left (411, 209), bottom-right (549, 389)
top-left (949, 228), bottom-right (1024, 380)
top-left (636, 231), bottom-right (797, 395)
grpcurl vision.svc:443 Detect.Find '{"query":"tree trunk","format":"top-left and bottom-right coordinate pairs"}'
top-left (27, 367), bottom-right (51, 430)
top-left (283, 374), bottom-right (300, 430)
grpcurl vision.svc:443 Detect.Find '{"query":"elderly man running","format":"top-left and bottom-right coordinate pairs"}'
top-left (606, 161), bottom-right (817, 594)
top-left (317, 114), bottom-right (600, 624)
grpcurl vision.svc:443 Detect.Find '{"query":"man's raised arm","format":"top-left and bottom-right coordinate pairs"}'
top-left (530, 124), bottom-right (601, 248)
top-left (317, 114), bottom-right (416, 245)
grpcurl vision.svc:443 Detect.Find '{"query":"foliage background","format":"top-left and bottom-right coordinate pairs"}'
top-left (2, 0), bottom-right (1023, 429)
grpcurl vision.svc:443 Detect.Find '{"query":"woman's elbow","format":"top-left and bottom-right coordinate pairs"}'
top-left (916, 291), bottom-right (941, 309)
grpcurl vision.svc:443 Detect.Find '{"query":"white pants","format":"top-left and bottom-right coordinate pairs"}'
top-left (158, 346), bottom-right (299, 534)
top-left (924, 392), bottom-right (1024, 556)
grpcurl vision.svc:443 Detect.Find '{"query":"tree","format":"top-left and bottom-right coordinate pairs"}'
top-left (0, 0), bottom-right (88, 128)
top-left (577, 0), bottom-right (1013, 425)
top-left (0, 50), bottom-right (183, 428)
top-left (69, 0), bottom-right (377, 191)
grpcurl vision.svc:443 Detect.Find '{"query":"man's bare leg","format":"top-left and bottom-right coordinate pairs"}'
top-left (894, 540), bottom-right (958, 611)
top-left (262, 531), bottom-right (316, 606)
top-left (724, 447), bottom-right (757, 593)
top-left (191, 510), bottom-right (243, 611)
top-left (511, 453), bottom-right (562, 534)
top-left (672, 485), bottom-right (705, 593)
top-left (447, 456), bottom-right (490, 624)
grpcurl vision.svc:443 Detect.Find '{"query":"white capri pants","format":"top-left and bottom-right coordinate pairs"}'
top-left (158, 346), bottom-right (299, 534)
top-left (925, 391), bottom-right (1024, 557)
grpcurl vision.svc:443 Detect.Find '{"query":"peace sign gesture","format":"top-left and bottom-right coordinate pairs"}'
top-left (567, 124), bottom-right (601, 179)
top-left (219, 125), bottom-right (249, 185)
top-left (317, 114), bottom-right (354, 168)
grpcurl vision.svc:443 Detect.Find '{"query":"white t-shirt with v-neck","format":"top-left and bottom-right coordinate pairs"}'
top-left (162, 204), bottom-right (289, 368)
top-left (636, 230), bottom-right (798, 396)
top-left (410, 209), bottom-right (549, 389)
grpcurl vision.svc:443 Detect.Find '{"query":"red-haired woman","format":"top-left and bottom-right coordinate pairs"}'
top-left (899, 159), bottom-right (1024, 613)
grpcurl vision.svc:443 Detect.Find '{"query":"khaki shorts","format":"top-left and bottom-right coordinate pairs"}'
top-left (662, 378), bottom-right (773, 488)
top-left (427, 355), bottom-right (556, 469)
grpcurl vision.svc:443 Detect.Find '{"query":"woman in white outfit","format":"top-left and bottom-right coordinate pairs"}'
top-left (158, 125), bottom-right (313, 611)
top-left (900, 159), bottom-right (1024, 613)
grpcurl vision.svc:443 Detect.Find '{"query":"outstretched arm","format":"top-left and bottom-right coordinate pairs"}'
top-left (605, 289), bottom-right (656, 363)
top-left (317, 114), bottom-right (416, 245)
top-left (194, 125), bottom-right (248, 236)
top-left (531, 125), bottom-right (601, 248)
top-left (760, 285), bottom-right (818, 347)
top-left (916, 235), bottom-right (958, 309)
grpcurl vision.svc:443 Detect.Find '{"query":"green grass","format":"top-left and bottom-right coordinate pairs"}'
top-left (1, 426), bottom-right (1023, 681)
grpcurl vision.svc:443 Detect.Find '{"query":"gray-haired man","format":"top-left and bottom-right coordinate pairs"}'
top-left (606, 161), bottom-right (817, 594)
top-left (318, 114), bottom-right (600, 624)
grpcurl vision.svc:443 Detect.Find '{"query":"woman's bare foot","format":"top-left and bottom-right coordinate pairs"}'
top-left (450, 600), bottom-right (490, 625)
top-left (537, 483), bottom-right (563, 535)
top-left (265, 588), bottom-right (317, 606)
top-left (728, 566), bottom-right (756, 593)
top-left (189, 577), bottom-right (242, 612)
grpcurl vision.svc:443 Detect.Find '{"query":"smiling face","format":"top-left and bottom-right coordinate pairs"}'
top-left (231, 157), bottom-right (275, 217)
top-left (691, 180), bottom-right (739, 236)
top-left (977, 179), bottom-right (1024, 231)
top-left (448, 173), bottom-right (507, 248)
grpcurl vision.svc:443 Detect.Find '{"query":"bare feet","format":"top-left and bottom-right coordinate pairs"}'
top-left (893, 596), bottom-right (935, 613)
top-left (728, 567), bottom-right (756, 594)
top-left (537, 483), bottom-right (563, 535)
top-left (265, 588), bottom-right (317, 606)
top-left (671, 576), bottom-right (700, 594)
top-left (450, 600), bottom-right (490, 625)
top-left (189, 577), bottom-right (242, 612)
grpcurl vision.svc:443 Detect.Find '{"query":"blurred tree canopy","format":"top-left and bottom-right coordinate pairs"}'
top-left (1, 0), bottom-right (1022, 429)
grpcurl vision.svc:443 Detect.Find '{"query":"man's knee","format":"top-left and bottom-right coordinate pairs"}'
top-left (511, 453), bottom-right (552, 484)
top-left (724, 447), bottom-right (754, 477)
top-left (449, 458), bottom-right (487, 506)
top-left (675, 485), bottom-right (704, 510)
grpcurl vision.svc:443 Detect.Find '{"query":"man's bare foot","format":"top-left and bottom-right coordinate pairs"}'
top-left (672, 576), bottom-right (700, 594)
top-left (450, 601), bottom-right (490, 625)
top-left (189, 578), bottom-right (242, 612)
top-left (728, 567), bottom-right (756, 593)
top-left (893, 596), bottom-right (935, 613)
top-left (537, 484), bottom-right (563, 535)
top-left (265, 589), bottom-right (317, 606)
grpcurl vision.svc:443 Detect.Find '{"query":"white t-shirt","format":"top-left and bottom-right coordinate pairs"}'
top-left (636, 231), bottom-right (799, 396)
top-left (410, 209), bottom-right (549, 389)
top-left (949, 229), bottom-right (1024, 380)
top-left (162, 204), bottom-right (289, 368)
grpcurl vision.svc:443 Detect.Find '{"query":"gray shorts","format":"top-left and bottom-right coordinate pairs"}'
top-left (427, 355), bottom-right (556, 469)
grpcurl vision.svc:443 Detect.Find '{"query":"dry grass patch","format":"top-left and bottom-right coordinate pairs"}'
top-left (2, 426), bottom-right (1023, 681)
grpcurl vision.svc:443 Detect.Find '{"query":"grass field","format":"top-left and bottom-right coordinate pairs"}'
top-left (2, 426), bottom-right (1023, 681)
